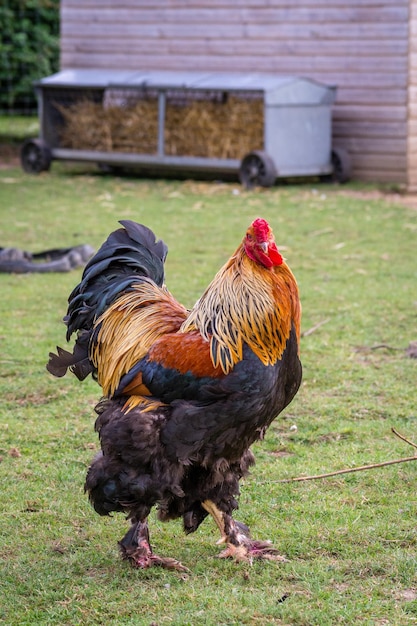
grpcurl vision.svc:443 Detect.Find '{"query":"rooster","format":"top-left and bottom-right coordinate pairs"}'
top-left (47, 218), bottom-right (302, 571)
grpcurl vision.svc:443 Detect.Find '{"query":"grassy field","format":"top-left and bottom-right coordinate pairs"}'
top-left (0, 159), bottom-right (416, 625)
top-left (0, 115), bottom-right (39, 140)
top-left (0, 115), bottom-right (39, 161)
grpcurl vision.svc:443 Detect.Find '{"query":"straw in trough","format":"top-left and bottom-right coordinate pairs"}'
top-left (55, 93), bottom-right (263, 158)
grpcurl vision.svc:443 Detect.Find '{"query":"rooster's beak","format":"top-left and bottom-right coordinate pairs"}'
top-left (259, 242), bottom-right (268, 253)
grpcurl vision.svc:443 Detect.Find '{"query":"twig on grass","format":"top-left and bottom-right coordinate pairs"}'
top-left (370, 343), bottom-right (404, 352)
top-left (301, 318), bottom-right (330, 338)
top-left (354, 341), bottom-right (417, 358)
top-left (277, 428), bottom-right (417, 483)
top-left (391, 427), bottom-right (417, 450)
top-left (278, 456), bottom-right (417, 483)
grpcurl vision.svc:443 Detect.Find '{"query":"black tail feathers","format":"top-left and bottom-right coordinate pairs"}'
top-left (66, 221), bottom-right (168, 339)
top-left (46, 221), bottom-right (168, 381)
top-left (46, 331), bottom-right (93, 379)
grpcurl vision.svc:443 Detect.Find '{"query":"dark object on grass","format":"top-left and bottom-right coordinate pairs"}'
top-left (406, 341), bottom-right (417, 359)
top-left (0, 244), bottom-right (94, 273)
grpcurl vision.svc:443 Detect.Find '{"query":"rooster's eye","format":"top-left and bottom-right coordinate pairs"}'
top-left (246, 234), bottom-right (253, 241)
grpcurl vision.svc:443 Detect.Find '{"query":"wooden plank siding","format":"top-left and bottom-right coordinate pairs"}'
top-left (407, 2), bottom-right (417, 192)
top-left (59, 0), bottom-right (414, 185)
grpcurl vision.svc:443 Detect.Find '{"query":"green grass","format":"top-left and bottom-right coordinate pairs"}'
top-left (0, 161), bottom-right (416, 625)
top-left (0, 115), bottom-right (39, 143)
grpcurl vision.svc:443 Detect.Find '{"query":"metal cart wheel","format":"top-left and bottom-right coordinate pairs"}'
top-left (331, 147), bottom-right (351, 183)
top-left (239, 151), bottom-right (277, 189)
top-left (21, 139), bottom-right (52, 174)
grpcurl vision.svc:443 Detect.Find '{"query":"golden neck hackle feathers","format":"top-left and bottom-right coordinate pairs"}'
top-left (180, 243), bottom-right (301, 374)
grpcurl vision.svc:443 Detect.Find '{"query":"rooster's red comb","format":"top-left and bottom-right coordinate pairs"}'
top-left (251, 218), bottom-right (271, 241)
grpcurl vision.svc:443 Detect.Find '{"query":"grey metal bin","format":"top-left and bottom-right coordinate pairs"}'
top-left (21, 70), bottom-right (350, 186)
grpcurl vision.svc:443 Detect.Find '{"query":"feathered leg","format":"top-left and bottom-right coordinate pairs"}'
top-left (118, 519), bottom-right (189, 572)
top-left (202, 500), bottom-right (287, 564)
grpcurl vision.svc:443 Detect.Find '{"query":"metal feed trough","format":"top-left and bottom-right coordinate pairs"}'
top-left (21, 70), bottom-right (350, 187)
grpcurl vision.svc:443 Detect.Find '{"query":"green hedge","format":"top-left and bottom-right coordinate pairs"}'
top-left (0, 0), bottom-right (59, 113)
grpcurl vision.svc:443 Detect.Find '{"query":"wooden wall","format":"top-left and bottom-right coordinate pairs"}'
top-left (408, 1), bottom-right (417, 192)
top-left (60, 0), bottom-right (413, 186)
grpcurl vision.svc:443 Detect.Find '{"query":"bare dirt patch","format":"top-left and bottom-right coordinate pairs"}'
top-left (334, 188), bottom-right (417, 211)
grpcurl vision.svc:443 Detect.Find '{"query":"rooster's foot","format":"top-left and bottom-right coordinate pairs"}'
top-left (124, 548), bottom-right (189, 572)
top-left (202, 499), bottom-right (287, 564)
top-left (217, 540), bottom-right (287, 563)
top-left (119, 519), bottom-right (189, 572)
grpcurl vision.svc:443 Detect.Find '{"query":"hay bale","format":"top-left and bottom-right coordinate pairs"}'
top-left (56, 100), bottom-right (112, 151)
top-left (107, 100), bottom-right (158, 154)
top-left (165, 95), bottom-right (264, 159)
top-left (55, 93), bottom-right (263, 159)
top-left (56, 98), bottom-right (158, 153)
